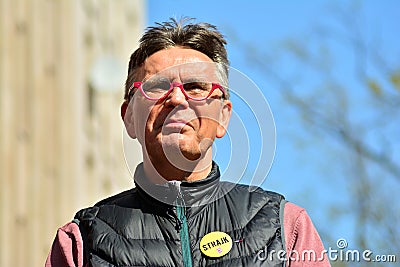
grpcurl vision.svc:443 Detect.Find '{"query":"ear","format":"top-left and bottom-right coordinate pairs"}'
top-left (216, 100), bottom-right (232, 138)
top-left (121, 100), bottom-right (137, 139)
top-left (121, 100), bottom-right (128, 120)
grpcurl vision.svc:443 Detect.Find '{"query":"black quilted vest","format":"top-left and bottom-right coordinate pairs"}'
top-left (75, 163), bottom-right (286, 266)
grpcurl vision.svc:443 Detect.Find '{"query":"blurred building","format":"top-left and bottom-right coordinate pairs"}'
top-left (0, 0), bottom-right (145, 266)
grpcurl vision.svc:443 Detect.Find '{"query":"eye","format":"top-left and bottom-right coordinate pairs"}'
top-left (184, 82), bottom-right (210, 92)
top-left (143, 79), bottom-right (171, 93)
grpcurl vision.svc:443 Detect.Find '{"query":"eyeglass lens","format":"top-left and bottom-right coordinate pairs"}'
top-left (142, 80), bottom-right (214, 99)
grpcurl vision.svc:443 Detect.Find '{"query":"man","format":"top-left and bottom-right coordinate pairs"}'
top-left (46, 19), bottom-right (330, 267)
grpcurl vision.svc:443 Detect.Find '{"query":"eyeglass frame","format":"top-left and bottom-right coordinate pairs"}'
top-left (128, 81), bottom-right (227, 101)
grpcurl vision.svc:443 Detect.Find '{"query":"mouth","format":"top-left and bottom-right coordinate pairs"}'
top-left (163, 118), bottom-right (191, 130)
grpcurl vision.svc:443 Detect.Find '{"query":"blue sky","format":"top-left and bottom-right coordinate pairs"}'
top-left (146, 0), bottom-right (400, 256)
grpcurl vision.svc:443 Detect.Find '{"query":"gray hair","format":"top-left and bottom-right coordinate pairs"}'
top-left (124, 18), bottom-right (230, 100)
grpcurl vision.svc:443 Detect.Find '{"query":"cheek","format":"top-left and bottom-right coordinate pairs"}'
top-left (192, 100), bottom-right (223, 121)
top-left (194, 105), bottom-right (223, 135)
top-left (198, 118), bottom-right (219, 137)
top-left (132, 103), bottom-right (151, 141)
top-left (135, 102), bottom-right (163, 135)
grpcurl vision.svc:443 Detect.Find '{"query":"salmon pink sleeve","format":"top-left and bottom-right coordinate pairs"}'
top-left (283, 202), bottom-right (331, 266)
top-left (45, 222), bottom-right (84, 267)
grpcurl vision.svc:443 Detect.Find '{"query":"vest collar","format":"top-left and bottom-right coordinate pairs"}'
top-left (134, 161), bottom-right (225, 208)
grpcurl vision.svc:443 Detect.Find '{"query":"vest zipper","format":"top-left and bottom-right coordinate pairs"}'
top-left (173, 181), bottom-right (193, 267)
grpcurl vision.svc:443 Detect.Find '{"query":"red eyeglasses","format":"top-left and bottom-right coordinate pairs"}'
top-left (128, 80), bottom-right (226, 101)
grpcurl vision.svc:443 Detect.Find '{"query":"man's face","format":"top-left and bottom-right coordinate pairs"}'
top-left (123, 47), bottom-right (232, 168)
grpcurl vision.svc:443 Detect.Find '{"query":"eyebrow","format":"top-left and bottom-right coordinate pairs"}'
top-left (143, 76), bottom-right (170, 83)
top-left (181, 77), bottom-right (210, 83)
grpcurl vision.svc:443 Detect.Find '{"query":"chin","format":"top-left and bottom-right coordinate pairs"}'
top-left (156, 132), bottom-right (205, 159)
top-left (180, 148), bottom-right (202, 161)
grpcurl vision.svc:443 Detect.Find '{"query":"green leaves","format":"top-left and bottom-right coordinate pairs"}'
top-left (390, 72), bottom-right (400, 91)
top-left (367, 78), bottom-right (382, 96)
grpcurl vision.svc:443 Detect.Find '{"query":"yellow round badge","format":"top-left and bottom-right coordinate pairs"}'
top-left (199, 231), bottom-right (232, 258)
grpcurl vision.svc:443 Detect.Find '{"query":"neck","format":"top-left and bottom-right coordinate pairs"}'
top-left (142, 149), bottom-right (213, 183)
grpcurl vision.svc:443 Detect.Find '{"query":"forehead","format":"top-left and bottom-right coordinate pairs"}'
top-left (139, 47), bottom-right (217, 82)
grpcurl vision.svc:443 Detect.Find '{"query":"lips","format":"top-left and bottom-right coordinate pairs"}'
top-left (154, 109), bottom-right (196, 132)
top-left (163, 118), bottom-right (191, 129)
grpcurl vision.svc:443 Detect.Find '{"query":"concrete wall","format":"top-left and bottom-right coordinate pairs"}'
top-left (0, 0), bottom-right (145, 265)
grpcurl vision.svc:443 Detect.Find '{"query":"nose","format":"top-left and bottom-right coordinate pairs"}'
top-left (164, 85), bottom-right (189, 108)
